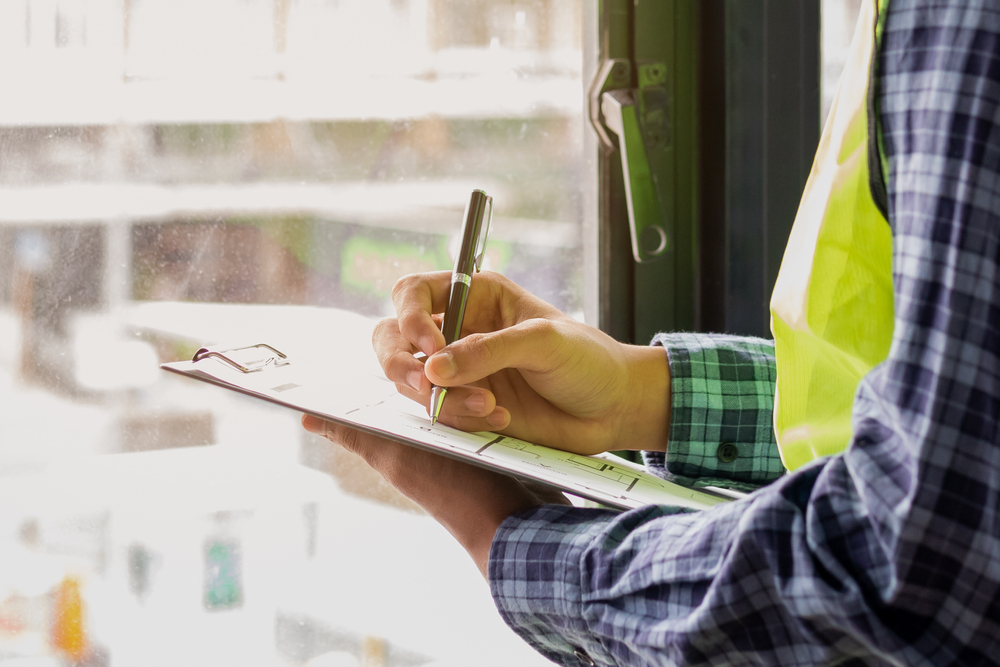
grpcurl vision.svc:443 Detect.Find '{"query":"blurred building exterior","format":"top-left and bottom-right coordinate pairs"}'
top-left (0, 1), bottom-right (583, 665)
top-left (0, 0), bottom-right (585, 392)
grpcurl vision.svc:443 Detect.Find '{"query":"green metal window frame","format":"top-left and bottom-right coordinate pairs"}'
top-left (586, 0), bottom-right (820, 344)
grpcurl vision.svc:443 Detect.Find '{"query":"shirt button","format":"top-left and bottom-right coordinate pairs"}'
top-left (717, 442), bottom-right (739, 463)
top-left (573, 649), bottom-right (595, 665)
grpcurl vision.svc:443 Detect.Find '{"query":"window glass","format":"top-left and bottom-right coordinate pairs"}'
top-left (0, 1), bottom-right (583, 665)
top-left (821, 0), bottom-right (863, 126)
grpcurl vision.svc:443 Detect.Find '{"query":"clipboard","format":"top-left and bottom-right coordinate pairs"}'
top-left (161, 343), bottom-right (737, 511)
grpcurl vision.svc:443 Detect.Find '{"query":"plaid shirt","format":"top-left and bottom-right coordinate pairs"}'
top-left (488, 2), bottom-right (1000, 665)
top-left (642, 333), bottom-right (782, 494)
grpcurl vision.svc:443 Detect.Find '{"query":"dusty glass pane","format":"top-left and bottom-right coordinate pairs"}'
top-left (821, 0), bottom-right (863, 126)
top-left (0, 1), bottom-right (583, 665)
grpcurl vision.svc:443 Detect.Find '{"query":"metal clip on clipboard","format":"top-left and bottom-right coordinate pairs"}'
top-left (192, 344), bottom-right (290, 374)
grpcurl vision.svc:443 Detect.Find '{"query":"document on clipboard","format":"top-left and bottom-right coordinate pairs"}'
top-left (161, 343), bottom-right (737, 512)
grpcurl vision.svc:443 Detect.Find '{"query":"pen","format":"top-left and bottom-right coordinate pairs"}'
top-left (429, 189), bottom-right (493, 424)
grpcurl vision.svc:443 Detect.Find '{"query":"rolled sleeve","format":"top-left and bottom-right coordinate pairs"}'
top-left (650, 333), bottom-right (783, 488)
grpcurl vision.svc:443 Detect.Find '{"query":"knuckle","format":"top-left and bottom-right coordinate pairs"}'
top-left (468, 331), bottom-right (503, 364)
top-left (372, 317), bottom-right (397, 346)
top-left (526, 318), bottom-right (568, 358)
top-left (524, 317), bottom-right (559, 343)
top-left (331, 424), bottom-right (363, 454)
top-left (390, 273), bottom-right (420, 301)
top-left (383, 353), bottom-right (415, 384)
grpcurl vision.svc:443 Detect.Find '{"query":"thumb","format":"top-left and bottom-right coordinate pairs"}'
top-left (424, 318), bottom-right (565, 387)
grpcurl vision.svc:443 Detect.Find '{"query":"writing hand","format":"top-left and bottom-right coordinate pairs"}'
top-left (374, 271), bottom-right (670, 455)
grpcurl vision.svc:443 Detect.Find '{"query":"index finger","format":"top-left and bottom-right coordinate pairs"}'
top-left (391, 271), bottom-right (451, 356)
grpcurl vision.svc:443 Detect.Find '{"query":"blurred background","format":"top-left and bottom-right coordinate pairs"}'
top-left (0, 1), bottom-right (858, 665)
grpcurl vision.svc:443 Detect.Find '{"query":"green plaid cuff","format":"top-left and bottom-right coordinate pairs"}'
top-left (650, 332), bottom-right (784, 486)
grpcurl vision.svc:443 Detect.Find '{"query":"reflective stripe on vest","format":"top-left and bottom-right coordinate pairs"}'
top-left (769, 0), bottom-right (893, 471)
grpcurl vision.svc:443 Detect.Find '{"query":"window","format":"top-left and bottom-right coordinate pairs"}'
top-left (0, 2), bottom-right (584, 665)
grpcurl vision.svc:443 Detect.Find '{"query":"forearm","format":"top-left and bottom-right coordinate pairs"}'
top-left (488, 489), bottom-right (814, 666)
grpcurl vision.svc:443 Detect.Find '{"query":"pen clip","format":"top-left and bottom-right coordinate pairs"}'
top-left (474, 195), bottom-right (493, 272)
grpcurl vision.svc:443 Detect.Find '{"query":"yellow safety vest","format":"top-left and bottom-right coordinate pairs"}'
top-left (770, 0), bottom-right (893, 471)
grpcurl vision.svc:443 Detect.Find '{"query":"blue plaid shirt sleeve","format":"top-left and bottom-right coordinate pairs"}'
top-left (488, 2), bottom-right (1000, 664)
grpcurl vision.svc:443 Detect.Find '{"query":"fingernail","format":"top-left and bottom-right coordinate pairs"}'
top-left (466, 393), bottom-right (486, 413)
top-left (302, 415), bottom-right (323, 434)
top-left (407, 369), bottom-right (423, 392)
top-left (487, 410), bottom-right (507, 428)
top-left (434, 351), bottom-right (457, 379)
top-left (419, 335), bottom-right (436, 357)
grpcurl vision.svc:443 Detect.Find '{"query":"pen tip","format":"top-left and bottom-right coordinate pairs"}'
top-left (429, 386), bottom-right (446, 425)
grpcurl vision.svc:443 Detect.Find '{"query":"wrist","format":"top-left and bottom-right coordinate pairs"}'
top-left (618, 344), bottom-right (671, 452)
top-left (437, 473), bottom-right (540, 577)
top-left (379, 448), bottom-right (539, 577)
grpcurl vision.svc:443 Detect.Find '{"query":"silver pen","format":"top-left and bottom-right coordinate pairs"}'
top-left (429, 189), bottom-right (493, 424)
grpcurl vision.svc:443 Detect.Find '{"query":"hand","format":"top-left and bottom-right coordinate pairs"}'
top-left (375, 271), bottom-right (670, 455)
top-left (301, 414), bottom-right (567, 577)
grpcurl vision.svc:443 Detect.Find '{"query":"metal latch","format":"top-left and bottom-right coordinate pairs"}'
top-left (588, 58), bottom-right (670, 264)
